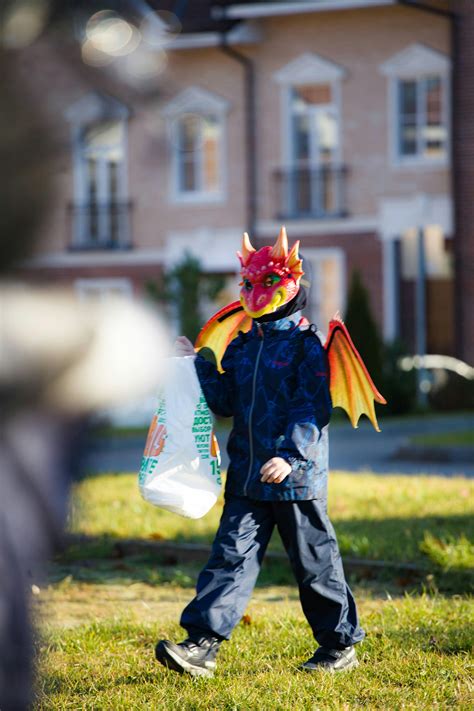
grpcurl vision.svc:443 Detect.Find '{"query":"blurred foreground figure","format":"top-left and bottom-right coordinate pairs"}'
top-left (0, 288), bottom-right (168, 709)
top-left (0, 40), bottom-right (168, 711)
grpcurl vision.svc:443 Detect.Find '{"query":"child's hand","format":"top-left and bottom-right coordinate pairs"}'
top-left (260, 457), bottom-right (291, 484)
top-left (174, 336), bottom-right (195, 357)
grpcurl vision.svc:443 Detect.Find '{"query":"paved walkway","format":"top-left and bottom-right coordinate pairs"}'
top-left (328, 413), bottom-right (473, 477)
top-left (83, 412), bottom-right (474, 478)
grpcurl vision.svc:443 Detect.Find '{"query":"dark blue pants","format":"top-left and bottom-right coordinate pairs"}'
top-left (181, 495), bottom-right (365, 649)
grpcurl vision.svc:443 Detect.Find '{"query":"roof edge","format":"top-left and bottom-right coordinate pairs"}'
top-left (213, 0), bottom-right (396, 21)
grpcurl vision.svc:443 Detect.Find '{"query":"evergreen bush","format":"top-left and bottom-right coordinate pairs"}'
top-left (344, 270), bottom-right (417, 415)
top-left (344, 270), bottom-right (384, 392)
top-left (146, 252), bottom-right (225, 342)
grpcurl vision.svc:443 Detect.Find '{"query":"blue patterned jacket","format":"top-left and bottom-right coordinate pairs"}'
top-left (194, 313), bottom-right (332, 501)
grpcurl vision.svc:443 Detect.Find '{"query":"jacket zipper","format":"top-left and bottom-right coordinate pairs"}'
top-left (243, 326), bottom-right (264, 496)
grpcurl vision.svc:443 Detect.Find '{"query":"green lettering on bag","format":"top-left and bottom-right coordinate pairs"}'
top-left (211, 458), bottom-right (222, 485)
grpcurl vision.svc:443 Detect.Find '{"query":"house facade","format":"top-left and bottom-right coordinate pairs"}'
top-left (19, 0), bottom-right (471, 360)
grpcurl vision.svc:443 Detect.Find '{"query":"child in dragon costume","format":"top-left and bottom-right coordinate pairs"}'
top-left (156, 227), bottom-right (386, 677)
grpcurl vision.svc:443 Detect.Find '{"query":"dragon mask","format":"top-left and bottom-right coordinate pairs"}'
top-left (238, 227), bottom-right (304, 319)
top-left (195, 226), bottom-right (387, 430)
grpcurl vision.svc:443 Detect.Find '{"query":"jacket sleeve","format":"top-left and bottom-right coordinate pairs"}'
top-left (276, 334), bottom-right (332, 468)
top-left (193, 339), bottom-right (238, 417)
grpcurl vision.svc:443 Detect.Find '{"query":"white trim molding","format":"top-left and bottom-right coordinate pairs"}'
top-left (166, 21), bottom-right (262, 50)
top-left (380, 43), bottom-right (451, 78)
top-left (164, 227), bottom-right (244, 272)
top-left (24, 250), bottom-right (165, 268)
top-left (161, 86), bottom-right (230, 118)
top-left (378, 194), bottom-right (453, 241)
top-left (65, 91), bottom-right (130, 124)
top-left (273, 52), bottom-right (346, 85)
top-left (75, 277), bottom-right (133, 301)
top-left (257, 216), bottom-right (379, 238)
top-left (218, 1), bottom-right (395, 20)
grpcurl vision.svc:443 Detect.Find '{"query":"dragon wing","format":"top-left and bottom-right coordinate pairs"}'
top-left (324, 316), bottom-right (387, 432)
top-left (195, 300), bottom-right (252, 372)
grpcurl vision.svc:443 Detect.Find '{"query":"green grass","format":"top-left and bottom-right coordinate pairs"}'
top-left (411, 430), bottom-right (474, 447)
top-left (33, 470), bottom-right (474, 709)
top-left (69, 471), bottom-right (474, 570)
top-left (34, 587), bottom-right (473, 710)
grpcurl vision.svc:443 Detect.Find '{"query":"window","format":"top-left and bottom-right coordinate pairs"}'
top-left (175, 114), bottom-right (221, 195)
top-left (291, 84), bottom-right (338, 165)
top-left (380, 44), bottom-right (450, 167)
top-left (274, 53), bottom-right (346, 219)
top-left (77, 120), bottom-right (128, 247)
top-left (397, 76), bottom-right (447, 160)
top-left (288, 83), bottom-right (341, 216)
top-left (162, 87), bottom-right (229, 203)
top-left (66, 93), bottom-right (130, 249)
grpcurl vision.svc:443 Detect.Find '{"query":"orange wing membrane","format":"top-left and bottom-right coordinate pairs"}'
top-left (195, 301), bottom-right (252, 372)
top-left (324, 316), bottom-right (387, 432)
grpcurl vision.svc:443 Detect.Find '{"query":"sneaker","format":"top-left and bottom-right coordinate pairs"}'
top-left (155, 636), bottom-right (221, 678)
top-left (301, 645), bottom-right (359, 672)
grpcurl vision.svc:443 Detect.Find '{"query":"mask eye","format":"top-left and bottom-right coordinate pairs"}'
top-left (263, 273), bottom-right (280, 288)
top-left (243, 279), bottom-right (253, 291)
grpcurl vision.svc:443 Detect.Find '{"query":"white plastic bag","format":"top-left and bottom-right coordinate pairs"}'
top-left (138, 357), bottom-right (222, 518)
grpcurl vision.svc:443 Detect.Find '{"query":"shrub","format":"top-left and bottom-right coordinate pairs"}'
top-left (146, 252), bottom-right (225, 342)
top-left (344, 270), bottom-right (384, 393)
top-left (344, 271), bottom-right (417, 415)
top-left (382, 339), bottom-right (417, 414)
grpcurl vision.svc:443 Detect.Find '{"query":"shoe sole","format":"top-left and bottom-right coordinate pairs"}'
top-left (155, 642), bottom-right (214, 679)
top-left (301, 657), bottom-right (359, 673)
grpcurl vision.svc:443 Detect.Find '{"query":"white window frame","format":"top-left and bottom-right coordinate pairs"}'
top-left (380, 43), bottom-right (451, 170)
top-left (273, 53), bottom-right (346, 169)
top-left (65, 93), bottom-right (130, 248)
top-left (75, 278), bottom-right (133, 302)
top-left (273, 53), bottom-right (346, 217)
top-left (162, 86), bottom-right (229, 205)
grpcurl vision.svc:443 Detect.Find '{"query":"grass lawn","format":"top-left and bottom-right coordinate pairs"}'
top-left (33, 470), bottom-right (474, 709)
top-left (35, 584), bottom-right (473, 710)
top-left (410, 430), bottom-right (474, 448)
top-left (69, 471), bottom-right (474, 571)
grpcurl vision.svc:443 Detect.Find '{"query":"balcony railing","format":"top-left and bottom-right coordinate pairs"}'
top-left (273, 164), bottom-right (348, 220)
top-left (68, 201), bottom-right (133, 251)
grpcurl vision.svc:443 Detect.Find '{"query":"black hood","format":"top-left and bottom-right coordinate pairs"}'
top-left (255, 284), bottom-right (308, 324)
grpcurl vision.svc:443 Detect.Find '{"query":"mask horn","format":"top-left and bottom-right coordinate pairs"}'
top-left (271, 225), bottom-right (288, 259)
top-left (287, 240), bottom-right (304, 280)
top-left (239, 232), bottom-right (256, 266)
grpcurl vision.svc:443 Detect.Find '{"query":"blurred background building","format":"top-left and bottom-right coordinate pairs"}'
top-left (10, 0), bottom-right (473, 365)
